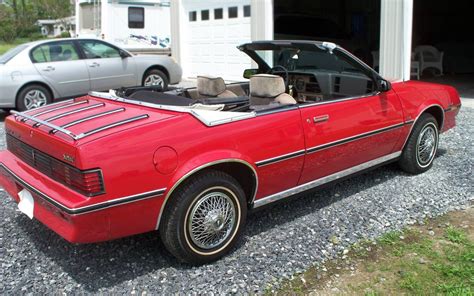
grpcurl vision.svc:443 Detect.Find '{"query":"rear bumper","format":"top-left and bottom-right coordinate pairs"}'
top-left (0, 151), bottom-right (166, 243)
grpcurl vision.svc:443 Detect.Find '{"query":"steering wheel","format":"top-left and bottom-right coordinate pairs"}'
top-left (267, 65), bottom-right (289, 88)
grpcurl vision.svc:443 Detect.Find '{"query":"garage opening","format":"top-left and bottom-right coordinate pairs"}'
top-left (413, 0), bottom-right (474, 97)
top-left (274, 0), bottom-right (380, 66)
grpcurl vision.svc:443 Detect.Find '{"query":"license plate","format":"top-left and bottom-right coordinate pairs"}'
top-left (18, 189), bottom-right (34, 219)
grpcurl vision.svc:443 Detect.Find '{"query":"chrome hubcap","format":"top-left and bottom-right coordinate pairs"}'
top-left (188, 190), bottom-right (236, 250)
top-left (416, 124), bottom-right (437, 166)
top-left (24, 90), bottom-right (47, 110)
top-left (144, 74), bottom-right (164, 87)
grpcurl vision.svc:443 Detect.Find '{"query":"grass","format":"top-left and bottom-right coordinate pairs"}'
top-left (273, 207), bottom-right (474, 295)
top-left (0, 38), bottom-right (37, 55)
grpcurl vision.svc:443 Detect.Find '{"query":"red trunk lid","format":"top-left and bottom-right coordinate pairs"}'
top-left (5, 95), bottom-right (178, 166)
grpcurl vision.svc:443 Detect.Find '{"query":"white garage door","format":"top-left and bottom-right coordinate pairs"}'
top-left (182, 1), bottom-right (252, 81)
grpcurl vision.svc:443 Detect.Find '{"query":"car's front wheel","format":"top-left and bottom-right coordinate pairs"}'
top-left (143, 69), bottom-right (169, 90)
top-left (160, 170), bottom-right (247, 264)
top-left (17, 84), bottom-right (52, 111)
top-left (399, 113), bottom-right (439, 174)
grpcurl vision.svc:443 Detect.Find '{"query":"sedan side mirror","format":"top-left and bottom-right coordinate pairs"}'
top-left (377, 79), bottom-right (391, 92)
top-left (243, 68), bottom-right (258, 79)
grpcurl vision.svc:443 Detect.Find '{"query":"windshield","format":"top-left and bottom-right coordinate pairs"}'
top-left (0, 44), bottom-right (28, 64)
top-left (254, 46), bottom-right (362, 74)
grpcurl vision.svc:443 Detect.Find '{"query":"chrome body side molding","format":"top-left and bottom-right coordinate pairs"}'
top-left (252, 151), bottom-right (402, 208)
top-left (255, 149), bottom-right (305, 167)
top-left (306, 122), bottom-right (405, 154)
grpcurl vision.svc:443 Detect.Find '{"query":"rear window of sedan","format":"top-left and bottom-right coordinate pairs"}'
top-left (0, 44), bottom-right (28, 64)
top-left (30, 42), bottom-right (80, 63)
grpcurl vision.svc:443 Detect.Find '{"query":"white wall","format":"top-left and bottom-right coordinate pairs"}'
top-left (175, 0), bottom-right (252, 80)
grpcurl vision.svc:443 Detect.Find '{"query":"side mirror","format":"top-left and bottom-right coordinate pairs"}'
top-left (119, 50), bottom-right (130, 59)
top-left (377, 79), bottom-right (391, 92)
top-left (243, 68), bottom-right (258, 79)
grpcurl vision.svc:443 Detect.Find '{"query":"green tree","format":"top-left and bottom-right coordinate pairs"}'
top-left (34, 0), bottom-right (72, 20)
top-left (0, 5), bottom-right (16, 42)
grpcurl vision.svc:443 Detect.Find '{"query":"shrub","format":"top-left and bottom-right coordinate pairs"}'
top-left (60, 31), bottom-right (71, 38)
top-left (0, 5), bottom-right (16, 43)
top-left (0, 23), bottom-right (16, 43)
top-left (29, 32), bottom-right (45, 41)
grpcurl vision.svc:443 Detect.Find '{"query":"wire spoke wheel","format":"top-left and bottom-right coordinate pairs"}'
top-left (416, 123), bottom-right (437, 166)
top-left (187, 190), bottom-right (236, 250)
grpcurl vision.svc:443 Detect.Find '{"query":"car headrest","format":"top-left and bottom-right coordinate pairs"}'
top-left (250, 74), bottom-right (285, 98)
top-left (50, 45), bottom-right (63, 55)
top-left (197, 76), bottom-right (226, 97)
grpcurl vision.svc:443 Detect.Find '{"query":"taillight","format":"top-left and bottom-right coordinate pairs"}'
top-left (7, 134), bottom-right (105, 197)
top-left (50, 162), bottom-right (105, 197)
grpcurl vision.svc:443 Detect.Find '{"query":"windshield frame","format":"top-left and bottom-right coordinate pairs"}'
top-left (239, 41), bottom-right (381, 82)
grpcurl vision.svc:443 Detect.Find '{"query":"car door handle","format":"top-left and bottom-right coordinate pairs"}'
top-left (42, 66), bottom-right (55, 72)
top-left (89, 62), bottom-right (100, 68)
top-left (313, 115), bottom-right (329, 123)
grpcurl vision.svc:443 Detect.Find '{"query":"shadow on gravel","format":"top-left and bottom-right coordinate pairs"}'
top-left (14, 150), bottom-right (448, 292)
top-left (244, 163), bottom-right (402, 237)
top-left (16, 217), bottom-right (186, 291)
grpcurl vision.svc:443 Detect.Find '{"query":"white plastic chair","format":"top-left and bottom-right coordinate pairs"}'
top-left (414, 45), bottom-right (444, 75)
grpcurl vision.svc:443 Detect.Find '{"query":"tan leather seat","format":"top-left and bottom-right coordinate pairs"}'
top-left (197, 76), bottom-right (238, 99)
top-left (250, 74), bottom-right (297, 106)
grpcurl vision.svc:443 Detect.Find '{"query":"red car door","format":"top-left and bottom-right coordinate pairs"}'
top-left (298, 90), bottom-right (404, 185)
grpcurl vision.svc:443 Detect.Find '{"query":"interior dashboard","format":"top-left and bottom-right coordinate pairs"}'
top-left (288, 73), bottom-right (325, 103)
top-left (283, 71), bottom-right (375, 103)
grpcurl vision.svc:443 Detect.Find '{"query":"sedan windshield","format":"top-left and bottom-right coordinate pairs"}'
top-left (0, 44), bottom-right (28, 64)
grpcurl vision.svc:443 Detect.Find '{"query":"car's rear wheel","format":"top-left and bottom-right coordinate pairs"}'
top-left (159, 170), bottom-right (247, 264)
top-left (143, 69), bottom-right (168, 90)
top-left (399, 113), bottom-right (439, 174)
top-left (17, 84), bottom-right (52, 111)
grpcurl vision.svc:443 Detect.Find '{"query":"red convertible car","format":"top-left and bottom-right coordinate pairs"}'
top-left (0, 41), bottom-right (461, 264)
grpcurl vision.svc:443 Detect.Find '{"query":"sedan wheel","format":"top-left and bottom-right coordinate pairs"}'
top-left (17, 84), bottom-right (52, 111)
top-left (24, 90), bottom-right (48, 110)
top-left (143, 69), bottom-right (168, 90)
top-left (144, 74), bottom-right (164, 87)
top-left (160, 170), bottom-right (246, 264)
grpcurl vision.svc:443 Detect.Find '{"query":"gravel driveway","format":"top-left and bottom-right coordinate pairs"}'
top-left (0, 108), bottom-right (473, 294)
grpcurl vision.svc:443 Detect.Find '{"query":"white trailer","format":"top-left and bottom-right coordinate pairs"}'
top-left (75, 0), bottom-right (171, 54)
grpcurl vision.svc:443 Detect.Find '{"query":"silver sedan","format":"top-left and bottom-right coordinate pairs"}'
top-left (0, 38), bottom-right (182, 110)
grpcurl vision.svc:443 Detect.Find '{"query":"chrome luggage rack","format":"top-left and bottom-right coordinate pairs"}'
top-left (11, 99), bottom-right (149, 141)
